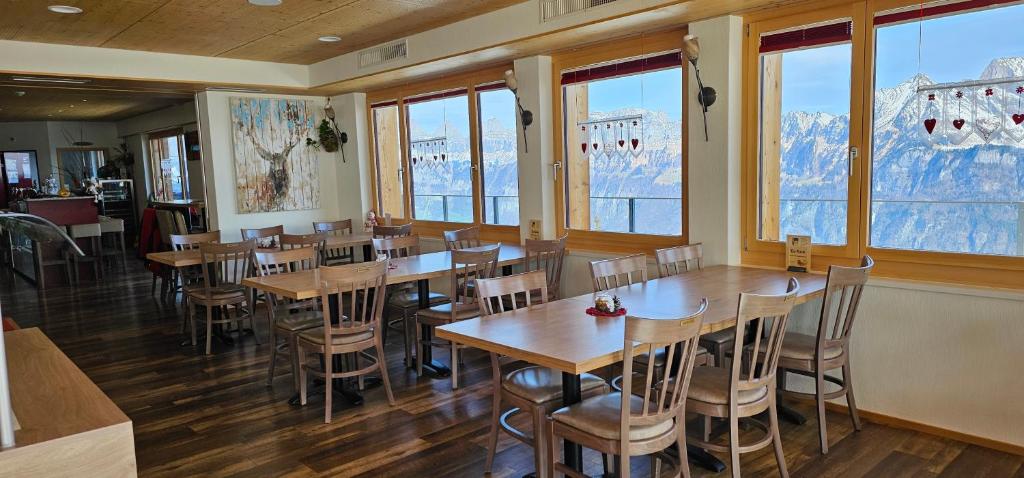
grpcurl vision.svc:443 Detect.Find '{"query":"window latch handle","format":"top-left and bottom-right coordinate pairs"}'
top-left (848, 146), bottom-right (859, 177)
top-left (552, 161), bottom-right (562, 180)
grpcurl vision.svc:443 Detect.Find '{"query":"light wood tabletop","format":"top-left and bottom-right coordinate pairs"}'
top-left (436, 265), bottom-right (827, 375)
top-left (241, 243), bottom-right (527, 300)
top-left (146, 232), bottom-right (374, 267)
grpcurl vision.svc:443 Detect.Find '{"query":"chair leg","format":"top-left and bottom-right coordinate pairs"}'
top-left (816, 369), bottom-right (829, 454)
top-left (532, 404), bottom-right (551, 478)
top-left (299, 346), bottom-right (308, 405)
top-left (728, 413), bottom-right (741, 478)
top-left (843, 363), bottom-right (862, 431)
top-left (356, 353), bottom-right (364, 391)
top-left (415, 321), bottom-right (424, 377)
top-left (677, 414), bottom-right (691, 478)
top-left (703, 415), bottom-right (712, 442)
top-left (205, 307), bottom-right (214, 355)
top-left (324, 351), bottom-right (333, 424)
top-left (402, 309), bottom-right (413, 367)
top-left (180, 296), bottom-right (189, 335)
top-left (188, 301), bottom-right (197, 346)
top-left (451, 342), bottom-right (459, 390)
top-left (119, 231), bottom-right (127, 273)
top-left (151, 273), bottom-right (157, 295)
top-left (484, 388), bottom-right (502, 473)
top-left (289, 334), bottom-right (301, 393)
top-left (249, 305), bottom-right (261, 346)
top-left (376, 338), bottom-right (396, 405)
top-left (267, 327), bottom-right (279, 386)
top-left (769, 392), bottom-right (790, 478)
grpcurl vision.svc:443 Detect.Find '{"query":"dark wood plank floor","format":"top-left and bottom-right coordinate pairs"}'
top-left (1, 261), bottom-right (1020, 477)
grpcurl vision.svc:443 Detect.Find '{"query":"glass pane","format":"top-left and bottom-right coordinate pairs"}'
top-left (871, 4), bottom-right (1024, 256)
top-left (478, 88), bottom-right (520, 226)
top-left (372, 105), bottom-right (405, 218)
top-left (759, 43), bottom-right (851, 246)
top-left (148, 135), bottom-right (185, 201)
top-left (3, 152), bottom-right (37, 187)
top-left (562, 67), bottom-right (684, 235)
top-left (407, 94), bottom-right (472, 223)
top-left (58, 149), bottom-right (105, 189)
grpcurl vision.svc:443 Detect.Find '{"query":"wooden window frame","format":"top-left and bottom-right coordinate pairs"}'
top-left (147, 128), bottom-right (188, 202)
top-left (475, 82), bottom-right (522, 227)
top-left (551, 30), bottom-right (690, 255)
top-left (741, 0), bottom-right (1024, 288)
top-left (365, 65), bottom-right (519, 243)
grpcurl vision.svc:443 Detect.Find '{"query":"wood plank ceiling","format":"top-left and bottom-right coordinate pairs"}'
top-left (0, 0), bottom-right (526, 65)
top-left (0, 84), bottom-right (192, 121)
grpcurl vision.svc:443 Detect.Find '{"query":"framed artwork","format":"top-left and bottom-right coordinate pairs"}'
top-left (230, 97), bottom-right (320, 213)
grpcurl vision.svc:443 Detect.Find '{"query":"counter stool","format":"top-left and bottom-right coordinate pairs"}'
top-left (98, 216), bottom-right (128, 272)
top-left (65, 223), bottom-right (103, 284)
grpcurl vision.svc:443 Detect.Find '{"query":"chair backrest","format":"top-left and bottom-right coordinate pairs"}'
top-left (590, 253), bottom-right (648, 292)
top-left (449, 244), bottom-right (501, 305)
top-left (317, 257), bottom-right (389, 341)
top-left (241, 225), bottom-right (284, 248)
top-left (314, 219), bottom-right (352, 235)
top-left (173, 210), bottom-right (189, 234)
top-left (524, 235), bottom-right (567, 300)
top-left (254, 247), bottom-right (320, 277)
top-left (154, 209), bottom-right (177, 244)
top-left (280, 232), bottom-right (328, 251)
top-left (169, 231), bottom-right (221, 251)
top-left (372, 235), bottom-right (420, 259)
top-left (443, 225), bottom-right (481, 250)
top-left (476, 270), bottom-right (548, 316)
top-left (816, 256), bottom-right (874, 355)
top-left (198, 239), bottom-right (256, 290)
top-left (655, 243), bottom-right (704, 278)
top-left (728, 278), bottom-right (800, 396)
top-left (373, 223), bottom-right (412, 238)
top-left (619, 299), bottom-right (707, 455)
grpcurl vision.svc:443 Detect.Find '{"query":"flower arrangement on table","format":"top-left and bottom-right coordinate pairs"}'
top-left (586, 294), bottom-right (625, 317)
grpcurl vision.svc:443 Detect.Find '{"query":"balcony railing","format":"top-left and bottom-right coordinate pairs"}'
top-left (588, 196), bottom-right (682, 235)
top-left (412, 194), bottom-right (520, 224)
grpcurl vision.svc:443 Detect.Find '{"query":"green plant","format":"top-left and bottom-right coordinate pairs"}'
top-left (318, 119), bottom-right (339, 152)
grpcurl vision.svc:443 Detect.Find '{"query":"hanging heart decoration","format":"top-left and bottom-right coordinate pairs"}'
top-left (581, 143), bottom-right (588, 153)
top-left (1013, 114), bottom-right (1024, 125)
top-left (924, 118), bottom-right (937, 134)
top-left (631, 138), bottom-right (640, 149)
top-left (953, 119), bottom-right (966, 130)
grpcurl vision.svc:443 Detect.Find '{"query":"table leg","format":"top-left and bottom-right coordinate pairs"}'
top-left (362, 244), bottom-right (373, 262)
top-left (414, 278), bottom-right (451, 378)
top-left (561, 372), bottom-right (584, 473)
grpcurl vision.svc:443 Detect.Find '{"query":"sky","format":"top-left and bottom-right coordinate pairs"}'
top-left (781, 2), bottom-right (1024, 116)
top-left (585, 67), bottom-right (683, 120)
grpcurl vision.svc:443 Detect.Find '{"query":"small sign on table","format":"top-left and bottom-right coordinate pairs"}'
top-left (786, 234), bottom-right (811, 272)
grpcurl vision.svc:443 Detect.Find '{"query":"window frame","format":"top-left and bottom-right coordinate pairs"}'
top-left (365, 65), bottom-right (519, 243)
top-left (551, 30), bottom-right (691, 255)
top-left (147, 128), bottom-right (188, 202)
top-left (475, 82), bottom-right (522, 227)
top-left (741, 0), bottom-right (1024, 288)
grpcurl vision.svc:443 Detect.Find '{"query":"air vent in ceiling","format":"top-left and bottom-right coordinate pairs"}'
top-left (358, 39), bottom-right (408, 69)
top-left (540, 0), bottom-right (618, 22)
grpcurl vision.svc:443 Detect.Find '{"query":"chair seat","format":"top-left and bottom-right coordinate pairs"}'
top-left (298, 327), bottom-right (374, 346)
top-left (389, 291), bottom-right (450, 309)
top-left (687, 367), bottom-right (768, 405)
top-left (551, 392), bottom-right (674, 441)
top-left (417, 302), bottom-right (480, 324)
top-left (749, 332), bottom-right (843, 362)
top-left (634, 345), bottom-right (709, 368)
top-left (700, 329), bottom-right (735, 346)
top-left (185, 284), bottom-right (246, 301)
top-left (275, 311), bottom-right (323, 332)
top-left (502, 366), bottom-right (606, 404)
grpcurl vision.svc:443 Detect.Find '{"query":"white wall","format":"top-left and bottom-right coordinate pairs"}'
top-left (196, 91), bottom-right (344, 241)
top-left (329, 92), bottom-right (373, 226)
top-left (45, 121), bottom-right (120, 178)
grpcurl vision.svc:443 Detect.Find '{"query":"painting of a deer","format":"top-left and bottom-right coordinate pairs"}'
top-left (230, 97), bottom-right (320, 213)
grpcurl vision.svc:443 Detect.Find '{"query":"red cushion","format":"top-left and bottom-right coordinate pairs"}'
top-left (2, 318), bottom-right (18, 332)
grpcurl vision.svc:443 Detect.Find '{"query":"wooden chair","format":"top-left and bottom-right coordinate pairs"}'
top-left (241, 225), bottom-right (284, 249)
top-left (279, 232), bottom-right (328, 265)
top-left (255, 247), bottom-right (322, 391)
top-left (656, 244), bottom-right (731, 368)
top-left (415, 244), bottom-right (500, 389)
top-left (524, 235), bottom-right (567, 302)
top-left (549, 300), bottom-right (709, 478)
top-left (152, 209), bottom-right (180, 297)
top-left (686, 279), bottom-right (800, 478)
top-left (372, 235), bottom-right (450, 366)
top-left (187, 240), bottom-right (259, 355)
top-left (314, 219), bottom-right (355, 265)
top-left (773, 256), bottom-right (874, 454)
top-left (170, 231), bottom-right (222, 332)
top-left (443, 225), bottom-right (481, 250)
top-left (297, 258), bottom-right (396, 423)
top-left (372, 223), bottom-right (412, 238)
top-left (477, 270), bottom-right (609, 477)
top-left (590, 254), bottom-right (648, 292)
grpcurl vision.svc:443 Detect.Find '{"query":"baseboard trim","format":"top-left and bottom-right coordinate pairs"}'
top-left (820, 402), bottom-right (1024, 456)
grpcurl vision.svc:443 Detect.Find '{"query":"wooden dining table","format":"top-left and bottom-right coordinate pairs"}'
top-left (241, 243), bottom-right (528, 377)
top-left (436, 265), bottom-right (827, 476)
top-left (145, 231), bottom-right (376, 268)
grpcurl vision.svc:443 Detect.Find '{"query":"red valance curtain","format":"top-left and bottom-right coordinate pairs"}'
top-left (560, 51), bottom-right (682, 86)
top-left (403, 88), bottom-right (469, 105)
top-left (759, 21), bottom-right (853, 54)
top-left (875, 0), bottom-right (1022, 25)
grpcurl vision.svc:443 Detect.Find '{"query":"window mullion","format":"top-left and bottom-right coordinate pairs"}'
top-left (397, 99), bottom-right (413, 220)
top-left (468, 86), bottom-right (483, 226)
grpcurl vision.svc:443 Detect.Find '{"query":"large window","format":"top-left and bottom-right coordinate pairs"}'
top-left (406, 91), bottom-right (472, 223)
top-left (147, 130), bottom-right (188, 201)
top-left (870, 2), bottom-right (1024, 257)
top-left (756, 22), bottom-right (853, 246)
top-left (561, 53), bottom-right (685, 236)
top-left (477, 86), bottom-right (520, 226)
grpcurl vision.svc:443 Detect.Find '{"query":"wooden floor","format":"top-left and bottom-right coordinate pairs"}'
top-left (1, 261), bottom-right (1021, 477)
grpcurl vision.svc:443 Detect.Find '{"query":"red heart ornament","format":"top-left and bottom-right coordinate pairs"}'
top-left (617, 139), bottom-right (625, 147)
top-left (593, 143), bottom-right (599, 151)
top-left (924, 118), bottom-right (937, 134)
top-left (1013, 114), bottom-right (1024, 125)
top-left (581, 143), bottom-right (588, 153)
top-left (953, 119), bottom-right (965, 130)
top-left (631, 138), bottom-right (639, 149)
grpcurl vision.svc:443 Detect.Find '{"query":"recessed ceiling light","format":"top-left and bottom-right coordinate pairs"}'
top-left (247, 0), bottom-right (282, 6)
top-left (82, 99), bottom-right (88, 102)
top-left (10, 76), bottom-right (90, 85)
top-left (318, 35), bottom-right (342, 43)
top-left (48, 5), bottom-right (83, 14)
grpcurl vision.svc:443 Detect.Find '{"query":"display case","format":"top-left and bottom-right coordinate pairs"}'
top-left (98, 180), bottom-right (137, 243)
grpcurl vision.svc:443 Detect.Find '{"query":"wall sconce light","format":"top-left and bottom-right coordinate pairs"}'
top-left (323, 98), bottom-right (349, 162)
top-left (683, 34), bottom-right (717, 141)
top-left (504, 69), bottom-right (534, 153)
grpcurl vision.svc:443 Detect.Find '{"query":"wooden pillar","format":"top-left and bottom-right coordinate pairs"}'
top-left (565, 84), bottom-right (590, 230)
top-left (759, 53), bottom-right (782, 241)
top-left (372, 106), bottom-right (405, 218)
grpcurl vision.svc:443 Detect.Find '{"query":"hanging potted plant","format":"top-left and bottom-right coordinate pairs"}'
top-left (318, 119), bottom-right (339, 152)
